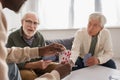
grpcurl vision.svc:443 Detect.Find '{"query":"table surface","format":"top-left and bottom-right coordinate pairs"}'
top-left (63, 65), bottom-right (120, 80)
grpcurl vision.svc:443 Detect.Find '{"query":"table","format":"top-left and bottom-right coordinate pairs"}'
top-left (63, 65), bottom-right (120, 80)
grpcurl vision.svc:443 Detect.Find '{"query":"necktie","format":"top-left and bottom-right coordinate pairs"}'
top-left (88, 36), bottom-right (98, 56)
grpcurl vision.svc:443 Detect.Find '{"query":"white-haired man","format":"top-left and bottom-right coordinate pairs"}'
top-left (71, 12), bottom-right (116, 70)
top-left (0, 0), bottom-right (71, 80)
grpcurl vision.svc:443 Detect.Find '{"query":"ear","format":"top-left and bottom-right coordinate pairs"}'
top-left (2, 0), bottom-right (27, 12)
top-left (21, 19), bottom-right (24, 25)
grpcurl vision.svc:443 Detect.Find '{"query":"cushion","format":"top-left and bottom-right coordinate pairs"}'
top-left (45, 37), bottom-right (74, 50)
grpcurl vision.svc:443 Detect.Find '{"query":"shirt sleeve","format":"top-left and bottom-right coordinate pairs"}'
top-left (34, 70), bottom-right (60, 80)
top-left (71, 30), bottom-right (82, 63)
top-left (97, 29), bottom-right (114, 64)
top-left (0, 3), bottom-right (9, 80)
top-left (6, 47), bottom-right (39, 63)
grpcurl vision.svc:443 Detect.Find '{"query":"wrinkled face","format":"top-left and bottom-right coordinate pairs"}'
top-left (22, 14), bottom-right (39, 39)
top-left (87, 18), bottom-right (103, 36)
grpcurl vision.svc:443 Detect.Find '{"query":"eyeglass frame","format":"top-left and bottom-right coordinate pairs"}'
top-left (24, 19), bottom-right (39, 26)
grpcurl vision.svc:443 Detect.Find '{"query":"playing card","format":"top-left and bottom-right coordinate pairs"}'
top-left (59, 50), bottom-right (71, 64)
top-left (109, 74), bottom-right (120, 80)
top-left (42, 56), bottom-right (57, 61)
top-left (83, 53), bottom-right (92, 66)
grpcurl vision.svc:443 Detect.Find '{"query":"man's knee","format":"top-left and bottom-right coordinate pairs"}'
top-left (8, 63), bottom-right (21, 80)
top-left (101, 59), bottom-right (117, 69)
top-left (20, 70), bottom-right (37, 80)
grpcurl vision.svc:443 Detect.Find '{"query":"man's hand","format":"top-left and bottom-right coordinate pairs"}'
top-left (39, 43), bottom-right (66, 56)
top-left (24, 60), bottom-right (52, 70)
top-left (54, 63), bottom-right (71, 79)
top-left (86, 57), bottom-right (99, 66)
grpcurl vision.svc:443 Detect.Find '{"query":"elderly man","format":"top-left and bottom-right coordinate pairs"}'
top-left (0, 0), bottom-right (71, 80)
top-left (7, 11), bottom-right (58, 80)
top-left (71, 12), bottom-right (116, 71)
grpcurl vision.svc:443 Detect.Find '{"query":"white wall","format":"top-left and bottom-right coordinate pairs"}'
top-left (39, 28), bottom-right (78, 40)
top-left (3, 0), bottom-right (38, 32)
top-left (39, 28), bottom-right (120, 58)
top-left (108, 28), bottom-right (120, 58)
top-left (3, 8), bottom-right (21, 31)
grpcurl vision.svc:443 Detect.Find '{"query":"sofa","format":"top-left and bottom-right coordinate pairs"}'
top-left (42, 37), bottom-right (74, 62)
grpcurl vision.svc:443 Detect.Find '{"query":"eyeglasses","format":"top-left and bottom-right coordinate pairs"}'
top-left (25, 20), bottom-right (39, 26)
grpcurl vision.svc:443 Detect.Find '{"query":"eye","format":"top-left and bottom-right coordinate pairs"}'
top-left (25, 20), bottom-right (32, 24)
top-left (24, 20), bottom-right (39, 26)
top-left (34, 22), bottom-right (39, 25)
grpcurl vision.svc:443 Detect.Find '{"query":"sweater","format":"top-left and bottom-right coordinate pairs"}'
top-left (6, 28), bottom-right (45, 69)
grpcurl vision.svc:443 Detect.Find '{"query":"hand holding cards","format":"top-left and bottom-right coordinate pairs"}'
top-left (59, 50), bottom-right (71, 64)
top-left (83, 53), bottom-right (92, 66)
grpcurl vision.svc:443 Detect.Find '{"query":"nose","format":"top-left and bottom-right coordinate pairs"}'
top-left (88, 25), bottom-right (93, 31)
top-left (30, 25), bottom-right (36, 31)
top-left (30, 23), bottom-right (35, 27)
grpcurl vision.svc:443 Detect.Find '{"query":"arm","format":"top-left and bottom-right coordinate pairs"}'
top-left (35, 63), bottom-right (71, 80)
top-left (7, 47), bottom-right (39, 63)
top-left (6, 43), bottom-right (66, 63)
top-left (35, 70), bottom-right (60, 80)
top-left (71, 30), bottom-right (83, 63)
top-left (24, 60), bottom-right (52, 70)
top-left (0, 2), bottom-right (9, 80)
top-left (97, 29), bottom-right (114, 64)
top-left (7, 34), bottom-right (30, 69)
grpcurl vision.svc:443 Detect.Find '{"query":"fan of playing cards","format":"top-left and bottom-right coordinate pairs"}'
top-left (59, 50), bottom-right (71, 64)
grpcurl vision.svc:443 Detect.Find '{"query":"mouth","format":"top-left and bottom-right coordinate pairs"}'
top-left (28, 29), bottom-right (34, 32)
top-left (88, 31), bottom-right (92, 34)
top-left (88, 31), bottom-right (93, 36)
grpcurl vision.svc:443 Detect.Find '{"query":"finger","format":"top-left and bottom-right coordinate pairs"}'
top-left (40, 60), bottom-right (44, 62)
top-left (44, 60), bottom-right (52, 63)
top-left (51, 43), bottom-right (66, 51)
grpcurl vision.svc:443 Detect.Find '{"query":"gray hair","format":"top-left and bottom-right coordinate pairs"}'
top-left (89, 12), bottom-right (106, 27)
top-left (21, 11), bottom-right (39, 23)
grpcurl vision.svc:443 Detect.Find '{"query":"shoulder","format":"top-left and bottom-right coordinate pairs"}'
top-left (35, 31), bottom-right (44, 39)
top-left (36, 31), bottom-right (43, 36)
top-left (75, 28), bottom-right (87, 36)
top-left (8, 29), bottom-right (20, 38)
top-left (100, 28), bottom-right (111, 36)
top-left (99, 28), bottom-right (112, 40)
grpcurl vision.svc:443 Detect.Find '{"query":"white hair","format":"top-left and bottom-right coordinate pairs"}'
top-left (89, 12), bottom-right (106, 27)
top-left (21, 11), bottom-right (39, 23)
